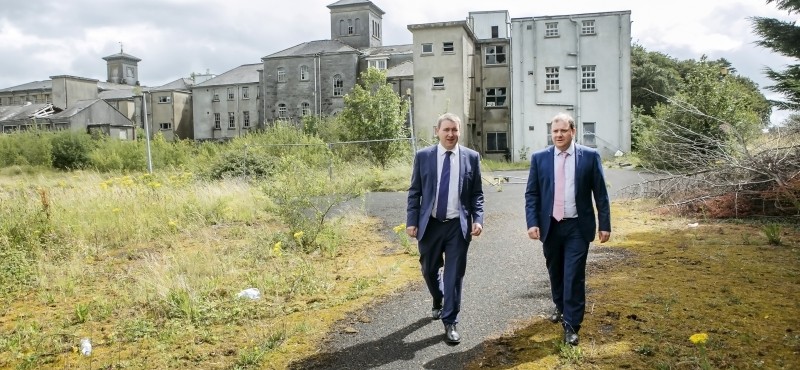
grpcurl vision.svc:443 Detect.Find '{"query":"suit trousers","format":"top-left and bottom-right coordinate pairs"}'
top-left (418, 217), bottom-right (469, 325)
top-left (542, 217), bottom-right (590, 333)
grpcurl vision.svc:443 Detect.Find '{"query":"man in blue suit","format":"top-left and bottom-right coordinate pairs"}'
top-left (525, 113), bottom-right (611, 346)
top-left (407, 112), bottom-right (484, 344)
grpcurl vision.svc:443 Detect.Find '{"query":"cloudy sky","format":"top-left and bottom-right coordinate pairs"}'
top-left (0, 0), bottom-right (795, 123)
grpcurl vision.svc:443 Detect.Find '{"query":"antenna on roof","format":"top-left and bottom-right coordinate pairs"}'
top-left (119, 42), bottom-right (124, 53)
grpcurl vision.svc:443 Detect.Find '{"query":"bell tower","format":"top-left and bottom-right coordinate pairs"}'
top-left (327, 0), bottom-right (384, 49)
top-left (102, 44), bottom-right (141, 85)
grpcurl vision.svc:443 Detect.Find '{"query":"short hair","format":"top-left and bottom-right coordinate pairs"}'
top-left (437, 113), bottom-right (462, 128)
top-left (551, 113), bottom-right (575, 130)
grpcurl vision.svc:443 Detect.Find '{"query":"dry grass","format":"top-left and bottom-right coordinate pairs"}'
top-left (468, 200), bottom-right (800, 369)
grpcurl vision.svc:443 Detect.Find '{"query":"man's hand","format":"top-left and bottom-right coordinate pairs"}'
top-left (471, 223), bottom-right (483, 236)
top-left (527, 226), bottom-right (540, 240)
top-left (598, 231), bottom-right (610, 243)
top-left (406, 226), bottom-right (418, 238)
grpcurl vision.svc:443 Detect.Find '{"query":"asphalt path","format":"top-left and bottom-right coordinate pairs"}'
top-left (290, 168), bottom-right (653, 369)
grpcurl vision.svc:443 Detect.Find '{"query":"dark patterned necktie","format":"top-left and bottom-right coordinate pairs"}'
top-left (436, 151), bottom-right (452, 221)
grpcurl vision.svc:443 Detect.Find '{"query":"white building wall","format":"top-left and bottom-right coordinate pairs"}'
top-left (511, 11), bottom-right (631, 160)
top-left (469, 11), bottom-right (510, 39)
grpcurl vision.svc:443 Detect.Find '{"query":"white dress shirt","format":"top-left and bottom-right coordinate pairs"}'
top-left (435, 144), bottom-right (461, 220)
top-left (554, 142), bottom-right (578, 219)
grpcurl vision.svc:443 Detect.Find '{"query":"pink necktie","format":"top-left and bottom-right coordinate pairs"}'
top-left (553, 151), bottom-right (568, 221)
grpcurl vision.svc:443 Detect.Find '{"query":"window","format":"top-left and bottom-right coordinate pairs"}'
top-left (581, 20), bottom-right (596, 35)
top-left (545, 22), bottom-right (559, 37)
top-left (159, 122), bottom-right (172, 130)
top-left (485, 45), bottom-right (506, 64)
top-left (214, 113), bottom-right (221, 129)
top-left (243, 111), bottom-right (250, 128)
top-left (158, 96), bottom-right (171, 104)
top-left (339, 20), bottom-right (345, 35)
top-left (300, 65), bottom-right (309, 81)
top-left (583, 122), bottom-right (596, 146)
top-left (545, 67), bottom-right (560, 91)
top-left (485, 87), bottom-right (507, 107)
top-left (443, 42), bottom-right (454, 53)
top-left (491, 25), bottom-right (499, 38)
top-left (355, 18), bottom-right (360, 34)
top-left (332, 74), bottom-right (343, 96)
top-left (242, 87), bottom-right (250, 99)
top-left (348, 19), bottom-right (354, 35)
top-left (213, 91), bottom-right (219, 101)
top-left (487, 132), bottom-right (508, 152)
top-left (227, 87), bottom-right (235, 100)
top-left (277, 103), bottom-right (287, 117)
top-left (546, 122), bottom-right (553, 145)
top-left (301, 102), bottom-right (311, 116)
top-left (422, 43), bottom-right (433, 54)
top-left (368, 59), bottom-right (387, 70)
top-left (228, 112), bottom-right (235, 128)
top-left (126, 66), bottom-right (134, 77)
top-left (277, 67), bottom-right (286, 83)
top-left (581, 65), bottom-right (597, 90)
top-left (372, 20), bottom-right (381, 39)
top-left (433, 76), bottom-right (445, 88)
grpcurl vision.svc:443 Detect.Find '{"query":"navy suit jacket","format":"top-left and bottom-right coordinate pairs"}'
top-left (407, 144), bottom-right (484, 242)
top-left (524, 144), bottom-right (611, 243)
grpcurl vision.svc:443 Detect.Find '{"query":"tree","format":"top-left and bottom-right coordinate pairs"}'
top-left (750, 0), bottom-right (800, 110)
top-left (639, 57), bottom-right (771, 170)
top-left (631, 44), bottom-right (682, 115)
top-left (337, 68), bottom-right (409, 167)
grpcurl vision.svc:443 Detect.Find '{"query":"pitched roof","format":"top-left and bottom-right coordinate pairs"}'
top-left (102, 52), bottom-right (142, 62)
top-left (0, 103), bottom-right (52, 121)
top-left (194, 63), bottom-right (261, 87)
top-left (327, 0), bottom-right (384, 14)
top-left (49, 99), bottom-right (101, 119)
top-left (361, 44), bottom-right (413, 57)
top-left (386, 60), bottom-right (413, 78)
top-left (0, 80), bottom-right (52, 92)
top-left (264, 39), bottom-right (360, 59)
top-left (152, 78), bottom-right (194, 91)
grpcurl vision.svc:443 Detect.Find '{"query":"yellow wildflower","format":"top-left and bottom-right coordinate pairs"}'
top-left (293, 231), bottom-right (304, 240)
top-left (272, 241), bottom-right (283, 257)
top-left (689, 333), bottom-right (708, 345)
top-left (112, 208), bottom-right (121, 213)
top-left (393, 223), bottom-right (406, 233)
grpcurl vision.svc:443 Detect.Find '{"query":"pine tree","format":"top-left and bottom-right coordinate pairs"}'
top-left (751, 0), bottom-right (800, 110)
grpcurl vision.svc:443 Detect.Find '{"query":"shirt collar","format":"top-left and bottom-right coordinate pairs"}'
top-left (555, 142), bottom-right (575, 157)
top-left (438, 144), bottom-right (459, 157)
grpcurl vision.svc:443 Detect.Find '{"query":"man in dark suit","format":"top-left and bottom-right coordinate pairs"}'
top-left (525, 113), bottom-right (611, 346)
top-left (406, 112), bottom-right (484, 344)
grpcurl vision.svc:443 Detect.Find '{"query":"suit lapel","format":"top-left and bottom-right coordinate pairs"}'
top-left (458, 145), bottom-right (466, 196)
top-left (574, 144), bottom-right (583, 196)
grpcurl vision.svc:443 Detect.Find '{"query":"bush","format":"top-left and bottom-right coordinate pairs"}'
top-left (90, 139), bottom-right (147, 172)
top-left (0, 129), bottom-right (53, 168)
top-left (51, 131), bottom-right (96, 170)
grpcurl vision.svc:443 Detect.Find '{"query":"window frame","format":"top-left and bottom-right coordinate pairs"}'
top-left (214, 113), bottom-right (221, 129)
top-left (485, 45), bottom-right (506, 65)
top-left (227, 87), bottom-right (235, 100)
top-left (243, 111), bottom-right (250, 128)
top-left (158, 96), bottom-right (171, 104)
top-left (486, 131), bottom-right (508, 153)
top-left (485, 87), bottom-right (507, 107)
top-left (546, 122), bottom-right (553, 145)
top-left (228, 112), bottom-right (235, 129)
top-left (545, 67), bottom-right (560, 92)
top-left (277, 103), bottom-right (287, 118)
top-left (581, 65), bottom-right (597, 90)
top-left (421, 43), bottom-right (433, 54)
top-left (159, 122), bottom-right (172, 130)
top-left (300, 65), bottom-right (309, 81)
top-left (301, 102), bottom-right (311, 116)
top-left (432, 76), bottom-right (445, 89)
top-left (581, 20), bottom-right (596, 35)
top-left (277, 67), bottom-right (286, 83)
top-left (332, 74), bottom-right (344, 96)
top-left (545, 22), bottom-right (559, 37)
top-left (443, 42), bottom-right (455, 53)
top-left (583, 122), bottom-right (596, 146)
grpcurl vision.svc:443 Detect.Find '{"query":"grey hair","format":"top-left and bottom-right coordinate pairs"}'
top-left (551, 113), bottom-right (575, 130)
top-left (437, 112), bottom-right (462, 128)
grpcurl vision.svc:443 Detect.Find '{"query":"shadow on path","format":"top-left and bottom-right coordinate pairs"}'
top-left (290, 318), bottom-right (443, 369)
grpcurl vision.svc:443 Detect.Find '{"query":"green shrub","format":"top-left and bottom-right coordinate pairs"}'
top-left (90, 139), bottom-right (147, 172)
top-left (50, 131), bottom-right (96, 170)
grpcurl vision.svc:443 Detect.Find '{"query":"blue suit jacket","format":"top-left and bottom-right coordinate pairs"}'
top-left (407, 144), bottom-right (484, 242)
top-left (524, 144), bottom-right (611, 243)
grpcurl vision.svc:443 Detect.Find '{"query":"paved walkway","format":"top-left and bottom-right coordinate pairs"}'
top-left (290, 168), bottom-right (652, 369)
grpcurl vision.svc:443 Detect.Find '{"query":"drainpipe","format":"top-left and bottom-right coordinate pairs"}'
top-left (569, 17), bottom-right (581, 139)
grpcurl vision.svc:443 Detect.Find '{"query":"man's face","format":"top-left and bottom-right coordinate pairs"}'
top-left (551, 119), bottom-right (575, 151)
top-left (436, 119), bottom-right (460, 150)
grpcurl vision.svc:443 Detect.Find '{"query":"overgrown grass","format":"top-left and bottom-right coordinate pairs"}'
top-left (0, 166), bottom-right (420, 369)
top-left (467, 200), bottom-right (800, 369)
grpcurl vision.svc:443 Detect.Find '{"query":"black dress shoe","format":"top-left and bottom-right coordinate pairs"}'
top-left (549, 308), bottom-right (563, 323)
top-left (564, 328), bottom-right (579, 346)
top-left (444, 324), bottom-right (461, 344)
top-left (431, 299), bottom-right (443, 320)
